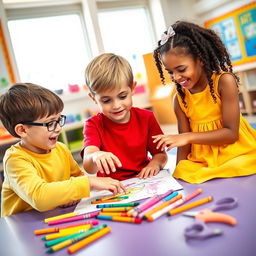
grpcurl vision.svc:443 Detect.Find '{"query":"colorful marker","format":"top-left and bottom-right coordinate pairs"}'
top-left (138, 191), bottom-right (179, 218)
top-left (98, 212), bottom-right (128, 217)
top-left (44, 212), bottom-right (77, 223)
top-left (128, 189), bottom-right (174, 217)
top-left (67, 227), bottom-right (111, 254)
top-left (144, 194), bottom-right (182, 220)
top-left (96, 215), bottom-right (142, 224)
top-left (46, 225), bottom-right (107, 253)
top-left (147, 188), bottom-right (202, 222)
top-left (96, 202), bottom-right (139, 208)
top-left (95, 196), bottom-right (129, 202)
top-left (91, 199), bottom-right (123, 204)
top-left (94, 192), bottom-right (128, 202)
top-left (101, 207), bottom-right (133, 212)
top-left (168, 196), bottom-right (213, 216)
top-left (42, 225), bottom-right (91, 241)
top-left (47, 211), bottom-right (99, 226)
top-left (34, 220), bottom-right (98, 235)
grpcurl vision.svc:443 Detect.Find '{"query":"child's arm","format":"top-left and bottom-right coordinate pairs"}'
top-left (83, 145), bottom-right (122, 175)
top-left (153, 74), bottom-right (240, 151)
top-left (174, 96), bottom-right (192, 163)
top-left (137, 152), bottom-right (167, 179)
top-left (5, 157), bottom-right (125, 212)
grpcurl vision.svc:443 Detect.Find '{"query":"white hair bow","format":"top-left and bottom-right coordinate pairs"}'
top-left (160, 26), bottom-right (175, 46)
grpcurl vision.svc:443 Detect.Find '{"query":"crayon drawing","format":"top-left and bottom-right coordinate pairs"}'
top-left (75, 169), bottom-right (183, 214)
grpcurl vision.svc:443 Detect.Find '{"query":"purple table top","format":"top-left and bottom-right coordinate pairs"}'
top-left (1, 174), bottom-right (256, 256)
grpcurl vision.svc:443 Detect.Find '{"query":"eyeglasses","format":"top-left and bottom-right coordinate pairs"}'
top-left (22, 115), bottom-right (66, 132)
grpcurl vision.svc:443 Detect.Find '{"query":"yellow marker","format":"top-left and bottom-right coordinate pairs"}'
top-left (42, 226), bottom-right (91, 241)
top-left (44, 212), bottom-right (77, 223)
top-left (59, 224), bottom-right (91, 233)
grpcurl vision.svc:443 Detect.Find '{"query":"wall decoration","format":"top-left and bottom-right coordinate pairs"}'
top-left (205, 2), bottom-right (256, 66)
top-left (0, 19), bottom-right (15, 91)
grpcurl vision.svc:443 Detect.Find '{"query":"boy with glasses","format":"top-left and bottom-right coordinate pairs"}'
top-left (0, 83), bottom-right (125, 217)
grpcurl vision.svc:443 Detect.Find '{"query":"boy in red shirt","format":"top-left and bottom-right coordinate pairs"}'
top-left (82, 53), bottom-right (167, 181)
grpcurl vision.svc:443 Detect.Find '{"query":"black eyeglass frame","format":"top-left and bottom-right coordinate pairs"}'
top-left (22, 115), bottom-right (66, 132)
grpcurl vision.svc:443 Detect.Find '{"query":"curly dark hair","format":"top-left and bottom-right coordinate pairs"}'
top-left (153, 21), bottom-right (239, 107)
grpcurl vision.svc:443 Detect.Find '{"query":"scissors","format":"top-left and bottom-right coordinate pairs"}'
top-left (183, 197), bottom-right (238, 240)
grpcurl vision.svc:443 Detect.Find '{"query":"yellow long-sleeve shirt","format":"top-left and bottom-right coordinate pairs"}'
top-left (1, 142), bottom-right (89, 217)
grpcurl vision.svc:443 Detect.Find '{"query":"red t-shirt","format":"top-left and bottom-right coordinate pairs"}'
top-left (81, 107), bottom-right (164, 180)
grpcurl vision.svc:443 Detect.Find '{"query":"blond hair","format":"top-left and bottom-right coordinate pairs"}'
top-left (85, 53), bottom-right (134, 95)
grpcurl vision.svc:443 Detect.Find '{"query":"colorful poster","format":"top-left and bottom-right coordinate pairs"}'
top-left (211, 18), bottom-right (242, 61)
top-left (0, 20), bottom-right (15, 90)
top-left (238, 8), bottom-right (256, 57)
top-left (205, 2), bottom-right (256, 66)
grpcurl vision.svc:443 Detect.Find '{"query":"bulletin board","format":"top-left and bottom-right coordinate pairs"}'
top-left (0, 19), bottom-right (15, 91)
top-left (204, 2), bottom-right (256, 66)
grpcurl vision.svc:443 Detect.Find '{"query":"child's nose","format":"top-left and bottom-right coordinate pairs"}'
top-left (112, 100), bottom-right (121, 109)
top-left (173, 72), bottom-right (181, 81)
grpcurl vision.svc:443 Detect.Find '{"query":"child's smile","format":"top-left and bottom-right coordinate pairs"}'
top-left (90, 82), bottom-right (134, 124)
top-left (162, 47), bottom-right (207, 93)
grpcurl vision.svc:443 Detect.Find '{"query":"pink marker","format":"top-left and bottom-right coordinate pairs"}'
top-left (47, 211), bottom-right (99, 226)
top-left (128, 189), bottom-right (173, 217)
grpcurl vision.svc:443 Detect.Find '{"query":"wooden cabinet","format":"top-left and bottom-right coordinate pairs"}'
top-left (236, 67), bottom-right (256, 116)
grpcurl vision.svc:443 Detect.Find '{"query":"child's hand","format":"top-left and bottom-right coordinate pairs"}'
top-left (88, 176), bottom-right (126, 195)
top-left (92, 151), bottom-right (122, 174)
top-left (58, 199), bottom-right (81, 208)
top-left (137, 164), bottom-right (161, 179)
top-left (153, 134), bottom-right (189, 151)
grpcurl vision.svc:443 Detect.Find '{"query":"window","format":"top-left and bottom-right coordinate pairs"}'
top-left (98, 6), bottom-right (155, 84)
top-left (7, 5), bottom-right (91, 91)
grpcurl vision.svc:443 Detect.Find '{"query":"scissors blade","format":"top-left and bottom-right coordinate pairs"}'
top-left (182, 211), bottom-right (198, 217)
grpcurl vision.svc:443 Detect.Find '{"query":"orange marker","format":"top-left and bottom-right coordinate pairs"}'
top-left (67, 227), bottom-right (111, 254)
top-left (34, 220), bottom-right (98, 235)
top-left (145, 194), bottom-right (182, 220)
top-left (98, 212), bottom-right (128, 217)
top-left (96, 215), bottom-right (142, 224)
top-left (101, 207), bottom-right (133, 212)
top-left (91, 199), bottom-right (123, 204)
top-left (168, 196), bottom-right (213, 216)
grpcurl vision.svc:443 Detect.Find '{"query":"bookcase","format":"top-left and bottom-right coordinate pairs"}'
top-left (236, 67), bottom-right (256, 115)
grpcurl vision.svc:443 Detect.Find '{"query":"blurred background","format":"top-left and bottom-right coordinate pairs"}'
top-left (0, 0), bottom-right (255, 172)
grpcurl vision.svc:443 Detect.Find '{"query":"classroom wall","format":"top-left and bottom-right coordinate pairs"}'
top-left (0, 0), bottom-right (254, 119)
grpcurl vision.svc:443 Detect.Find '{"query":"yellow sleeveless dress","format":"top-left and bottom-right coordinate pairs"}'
top-left (173, 73), bottom-right (256, 183)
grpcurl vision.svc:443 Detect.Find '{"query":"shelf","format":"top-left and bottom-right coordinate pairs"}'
top-left (59, 91), bottom-right (89, 103)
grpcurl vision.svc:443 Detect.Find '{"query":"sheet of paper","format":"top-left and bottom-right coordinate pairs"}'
top-left (75, 169), bottom-right (183, 214)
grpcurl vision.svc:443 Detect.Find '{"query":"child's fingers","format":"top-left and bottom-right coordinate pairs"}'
top-left (111, 155), bottom-right (122, 168)
top-left (100, 159), bottom-right (111, 174)
top-left (106, 158), bottom-right (116, 172)
top-left (95, 159), bottom-right (105, 173)
top-left (152, 135), bottom-right (162, 143)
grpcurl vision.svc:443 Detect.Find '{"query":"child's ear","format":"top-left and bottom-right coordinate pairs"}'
top-left (14, 124), bottom-right (27, 138)
top-left (131, 81), bottom-right (137, 92)
top-left (88, 93), bottom-right (97, 104)
top-left (198, 58), bottom-right (204, 66)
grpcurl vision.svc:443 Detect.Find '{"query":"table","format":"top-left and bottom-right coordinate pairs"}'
top-left (0, 175), bottom-right (256, 256)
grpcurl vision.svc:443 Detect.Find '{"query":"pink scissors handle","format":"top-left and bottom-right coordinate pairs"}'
top-left (196, 209), bottom-right (237, 226)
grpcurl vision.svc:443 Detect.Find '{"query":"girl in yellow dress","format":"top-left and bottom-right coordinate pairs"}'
top-left (153, 21), bottom-right (256, 183)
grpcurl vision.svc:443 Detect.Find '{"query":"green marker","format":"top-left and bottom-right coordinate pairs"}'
top-left (97, 202), bottom-right (139, 208)
top-left (46, 225), bottom-right (107, 253)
